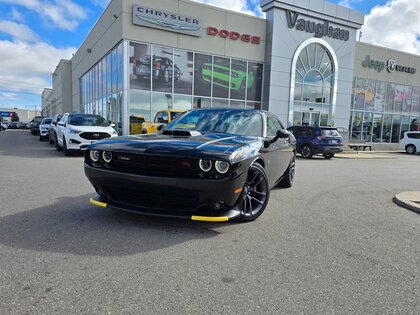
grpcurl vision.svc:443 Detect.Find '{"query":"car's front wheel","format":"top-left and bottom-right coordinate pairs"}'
top-left (237, 163), bottom-right (269, 221)
top-left (63, 137), bottom-right (71, 156)
top-left (323, 153), bottom-right (335, 159)
top-left (301, 145), bottom-right (313, 159)
top-left (56, 135), bottom-right (62, 151)
top-left (406, 144), bottom-right (416, 154)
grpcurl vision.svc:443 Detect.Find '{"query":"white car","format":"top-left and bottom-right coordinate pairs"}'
top-left (39, 117), bottom-right (53, 141)
top-left (399, 131), bottom-right (420, 154)
top-left (56, 113), bottom-right (118, 156)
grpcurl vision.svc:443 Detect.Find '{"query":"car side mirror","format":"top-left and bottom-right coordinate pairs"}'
top-left (57, 121), bottom-right (65, 126)
top-left (110, 123), bottom-right (116, 127)
top-left (276, 129), bottom-right (290, 139)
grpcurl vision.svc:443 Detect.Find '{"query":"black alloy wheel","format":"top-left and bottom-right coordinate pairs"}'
top-left (237, 163), bottom-right (269, 221)
top-left (279, 156), bottom-right (296, 188)
top-left (323, 153), bottom-right (335, 159)
top-left (55, 134), bottom-right (62, 151)
top-left (406, 144), bottom-right (416, 154)
top-left (63, 137), bottom-right (70, 156)
top-left (301, 145), bottom-right (313, 159)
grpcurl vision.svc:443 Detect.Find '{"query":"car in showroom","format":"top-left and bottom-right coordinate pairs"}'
top-left (201, 62), bottom-right (254, 91)
top-left (56, 113), bottom-right (118, 156)
top-left (133, 55), bottom-right (181, 83)
top-left (85, 108), bottom-right (296, 222)
top-left (48, 114), bottom-right (63, 144)
top-left (399, 131), bottom-right (420, 154)
top-left (287, 125), bottom-right (343, 159)
top-left (141, 110), bottom-right (185, 134)
top-left (39, 117), bottom-right (53, 141)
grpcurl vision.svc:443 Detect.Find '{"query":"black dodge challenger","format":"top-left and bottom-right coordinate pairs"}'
top-left (85, 108), bottom-right (296, 222)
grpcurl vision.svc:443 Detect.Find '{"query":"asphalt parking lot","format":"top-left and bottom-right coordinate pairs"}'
top-left (0, 129), bottom-right (419, 314)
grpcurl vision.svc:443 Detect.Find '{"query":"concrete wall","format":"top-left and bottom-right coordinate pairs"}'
top-left (354, 42), bottom-right (420, 86)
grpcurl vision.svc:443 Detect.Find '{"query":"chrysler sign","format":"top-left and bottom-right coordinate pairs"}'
top-left (133, 5), bottom-right (202, 37)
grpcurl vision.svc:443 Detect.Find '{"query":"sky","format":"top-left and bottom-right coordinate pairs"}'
top-left (0, 0), bottom-right (419, 110)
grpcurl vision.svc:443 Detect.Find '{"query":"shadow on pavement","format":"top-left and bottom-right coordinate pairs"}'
top-left (0, 194), bottom-right (222, 257)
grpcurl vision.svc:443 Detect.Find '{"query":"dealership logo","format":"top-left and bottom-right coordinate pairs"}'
top-left (132, 5), bottom-right (202, 37)
top-left (387, 60), bottom-right (397, 73)
top-left (207, 27), bottom-right (260, 44)
top-left (362, 55), bottom-right (416, 74)
top-left (286, 10), bottom-right (349, 41)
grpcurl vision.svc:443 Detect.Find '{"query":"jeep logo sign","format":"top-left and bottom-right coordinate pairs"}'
top-left (362, 55), bottom-right (416, 74)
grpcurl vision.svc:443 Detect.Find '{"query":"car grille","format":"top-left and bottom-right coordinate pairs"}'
top-left (103, 186), bottom-right (199, 211)
top-left (108, 153), bottom-right (197, 177)
top-left (80, 132), bottom-right (111, 140)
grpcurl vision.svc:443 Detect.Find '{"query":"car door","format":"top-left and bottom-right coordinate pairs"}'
top-left (56, 114), bottom-right (67, 146)
top-left (264, 114), bottom-right (292, 187)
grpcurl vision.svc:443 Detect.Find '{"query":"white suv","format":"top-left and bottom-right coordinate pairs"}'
top-left (56, 113), bottom-right (118, 156)
top-left (399, 131), bottom-right (420, 154)
top-left (39, 117), bottom-right (53, 141)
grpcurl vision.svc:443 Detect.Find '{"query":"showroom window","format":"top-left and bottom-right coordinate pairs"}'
top-left (349, 77), bottom-right (420, 142)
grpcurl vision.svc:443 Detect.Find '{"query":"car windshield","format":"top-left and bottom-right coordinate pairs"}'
top-left (68, 115), bottom-right (109, 127)
top-left (321, 128), bottom-right (340, 137)
top-left (34, 117), bottom-right (43, 123)
top-left (165, 109), bottom-right (263, 137)
top-left (42, 119), bottom-right (52, 124)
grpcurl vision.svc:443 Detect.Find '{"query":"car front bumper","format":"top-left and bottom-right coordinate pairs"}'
top-left (65, 134), bottom-right (113, 151)
top-left (40, 129), bottom-right (49, 137)
top-left (316, 146), bottom-right (343, 154)
top-left (84, 164), bottom-right (246, 221)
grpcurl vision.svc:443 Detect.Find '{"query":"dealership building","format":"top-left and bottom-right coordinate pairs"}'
top-left (41, 0), bottom-right (420, 146)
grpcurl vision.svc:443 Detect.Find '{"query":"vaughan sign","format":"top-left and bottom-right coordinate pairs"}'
top-left (286, 10), bottom-right (349, 42)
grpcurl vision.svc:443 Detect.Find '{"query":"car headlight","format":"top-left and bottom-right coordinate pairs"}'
top-left (110, 130), bottom-right (117, 135)
top-left (215, 161), bottom-right (229, 174)
top-left (68, 128), bottom-right (81, 134)
top-left (199, 159), bottom-right (212, 172)
top-left (90, 150), bottom-right (100, 162)
top-left (102, 151), bottom-right (112, 163)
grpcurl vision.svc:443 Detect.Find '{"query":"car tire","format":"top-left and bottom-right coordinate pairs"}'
top-left (279, 156), bottom-right (296, 188)
top-left (237, 163), bottom-right (270, 222)
top-left (301, 145), bottom-right (313, 159)
top-left (49, 132), bottom-right (54, 145)
top-left (323, 153), bottom-right (335, 159)
top-left (63, 137), bottom-right (71, 156)
top-left (405, 144), bottom-right (416, 154)
top-left (56, 135), bottom-right (62, 151)
top-left (39, 136), bottom-right (43, 141)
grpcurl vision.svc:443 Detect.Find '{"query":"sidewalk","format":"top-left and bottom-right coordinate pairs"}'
top-left (335, 150), bottom-right (399, 159)
top-left (393, 192), bottom-right (420, 214)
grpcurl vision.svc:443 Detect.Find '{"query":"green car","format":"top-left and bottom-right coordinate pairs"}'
top-left (201, 63), bottom-right (254, 91)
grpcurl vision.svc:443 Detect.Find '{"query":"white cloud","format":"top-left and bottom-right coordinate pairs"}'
top-left (0, 0), bottom-right (87, 31)
top-left (0, 92), bottom-right (23, 100)
top-left (192, 0), bottom-right (262, 16)
top-left (0, 21), bottom-right (39, 42)
top-left (91, 0), bottom-right (110, 8)
top-left (11, 7), bottom-right (25, 22)
top-left (0, 40), bottom-right (76, 94)
top-left (361, 0), bottom-right (420, 54)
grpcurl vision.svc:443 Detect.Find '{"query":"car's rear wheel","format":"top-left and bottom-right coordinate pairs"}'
top-left (39, 136), bottom-right (43, 141)
top-left (237, 163), bottom-right (269, 221)
top-left (406, 144), bottom-right (416, 154)
top-left (323, 153), bottom-right (335, 159)
top-left (49, 132), bottom-right (54, 144)
top-left (279, 156), bottom-right (295, 188)
top-left (55, 134), bottom-right (62, 151)
top-left (301, 145), bottom-right (313, 159)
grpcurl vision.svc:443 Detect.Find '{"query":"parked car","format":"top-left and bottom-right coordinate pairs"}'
top-left (201, 62), bottom-right (254, 91)
top-left (133, 55), bottom-right (181, 83)
top-left (141, 110), bottom-right (184, 134)
top-left (30, 116), bottom-right (44, 135)
top-left (55, 113), bottom-right (118, 156)
top-left (287, 125), bottom-right (343, 159)
top-left (20, 122), bottom-right (30, 129)
top-left (39, 117), bottom-right (53, 141)
top-left (8, 122), bottom-right (20, 129)
top-left (85, 108), bottom-right (296, 222)
top-left (399, 131), bottom-right (420, 154)
top-left (48, 114), bottom-right (63, 144)
top-left (1, 122), bottom-right (8, 130)
top-left (129, 115), bottom-right (145, 135)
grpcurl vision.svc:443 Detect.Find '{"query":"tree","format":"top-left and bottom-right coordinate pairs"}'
top-left (10, 112), bottom-right (19, 122)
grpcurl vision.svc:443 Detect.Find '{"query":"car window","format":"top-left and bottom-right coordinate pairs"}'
top-left (154, 112), bottom-right (163, 123)
top-left (68, 115), bottom-right (109, 127)
top-left (162, 112), bottom-right (168, 122)
top-left (171, 112), bottom-right (183, 121)
top-left (407, 132), bottom-right (420, 139)
top-left (267, 116), bottom-right (282, 138)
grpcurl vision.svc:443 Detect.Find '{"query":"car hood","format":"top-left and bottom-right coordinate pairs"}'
top-left (88, 131), bottom-right (263, 161)
top-left (68, 125), bottom-right (116, 133)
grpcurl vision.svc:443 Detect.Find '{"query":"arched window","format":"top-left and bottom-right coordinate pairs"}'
top-left (294, 43), bottom-right (334, 106)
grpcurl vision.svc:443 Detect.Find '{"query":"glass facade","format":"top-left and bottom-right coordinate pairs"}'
top-left (128, 41), bottom-right (263, 124)
top-left (79, 42), bottom-right (124, 135)
top-left (293, 43), bottom-right (335, 126)
top-left (350, 78), bottom-right (420, 143)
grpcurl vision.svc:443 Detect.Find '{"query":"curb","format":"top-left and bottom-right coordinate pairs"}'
top-left (393, 192), bottom-right (420, 214)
